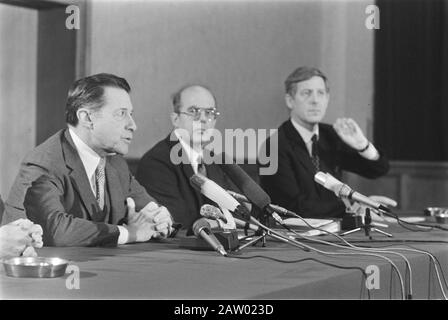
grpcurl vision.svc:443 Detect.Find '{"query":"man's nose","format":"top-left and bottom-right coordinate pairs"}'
top-left (309, 91), bottom-right (319, 104)
top-left (199, 110), bottom-right (208, 123)
top-left (127, 115), bottom-right (137, 131)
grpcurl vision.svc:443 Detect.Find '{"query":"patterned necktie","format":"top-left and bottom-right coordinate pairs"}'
top-left (197, 156), bottom-right (207, 177)
top-left (311, 134), bottom-right (320, 172)
top-left (95, 157), bottom-right (106, 210)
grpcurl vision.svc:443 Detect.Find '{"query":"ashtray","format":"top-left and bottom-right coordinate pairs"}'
top-left (2, 257), bottom-right (69, 278)
top-left (424, 207), bottom-right (448, 217)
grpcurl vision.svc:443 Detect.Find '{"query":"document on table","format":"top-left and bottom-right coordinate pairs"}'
top-left (282, 218), bottom-right (341, 236)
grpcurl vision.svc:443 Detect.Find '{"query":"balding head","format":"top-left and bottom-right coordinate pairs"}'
top-left (170, 84), bottom-right (219, 149)
top-left (171, 84), bottom-right (217, 113)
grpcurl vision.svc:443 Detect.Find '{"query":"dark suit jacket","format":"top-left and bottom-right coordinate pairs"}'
top-left (260, 120), bottom-right (389, 218)
top-left (3, 129), bottom-right (154, 247)
top-left (136, 134), bottom-right (239, 233)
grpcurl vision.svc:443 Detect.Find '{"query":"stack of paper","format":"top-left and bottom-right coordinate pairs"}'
top-left (282, 218), bottom-right (340, 236)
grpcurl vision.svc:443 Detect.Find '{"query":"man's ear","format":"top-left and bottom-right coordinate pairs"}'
top-left (170, 112), bottom-right (179, 127)
top-left (76, 108), bottom-right (93, 129)
top-left (285, 94), bottom-right (293, 111)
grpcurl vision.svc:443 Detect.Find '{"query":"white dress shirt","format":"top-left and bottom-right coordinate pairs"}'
top-left (174, 129), bottom-right (204, 173)
top-left (290, 118), bottom-right (319, 157)
top-left (69, 128), bottom-right (101, 195)
top-left (68, 128), bottom-right (129, 244)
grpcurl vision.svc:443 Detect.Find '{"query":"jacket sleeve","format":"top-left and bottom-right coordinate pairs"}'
top-left (24, 173), bottom-right (120, 247)
top-left (126, 169), bottom-right (155, 212)
top-left (136, 154), bottom-right (189, 227)
top-left (334, 135), bottom-right (390, 179)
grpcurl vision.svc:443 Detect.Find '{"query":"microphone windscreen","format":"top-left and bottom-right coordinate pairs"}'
top-left (190, 174), bottom-right (240, 211)
top-left (200, 204), bottom-right (227, 223)
top-left (220, 163), bottom-right (271, 210)
top-left (192, 218), bottom-right (211, 236)
top-left (323, 173), bottom-right (344, 193)
top-left (190, 174), bottom-right (206, 190)
top-left (314, 171), bottom-right (328, 187)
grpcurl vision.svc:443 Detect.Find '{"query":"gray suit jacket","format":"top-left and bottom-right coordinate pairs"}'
top-left (3, 129), bottom-right (154, 247)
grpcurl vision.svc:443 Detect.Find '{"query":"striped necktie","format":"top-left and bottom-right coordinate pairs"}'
top-left (311, 134), bottom-right (320, 172)
top-left (95, 157), bottom-right (106, 210)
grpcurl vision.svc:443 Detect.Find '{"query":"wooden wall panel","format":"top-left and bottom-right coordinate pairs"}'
top-left (345, 161), bottom-right (448, 214)
top-left (0, 4), bottom-right (38, 196)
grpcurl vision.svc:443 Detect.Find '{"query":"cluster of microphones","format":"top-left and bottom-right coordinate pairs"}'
top-left (189, 162), bottom-right (389, 256)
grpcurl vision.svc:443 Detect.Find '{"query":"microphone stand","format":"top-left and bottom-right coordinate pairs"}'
top-left (340, 207), bottom-right (393, 239)
top-left (235, 212), bottom-right (310, 253)
top-left (234, 205), bottom-right (268, 249)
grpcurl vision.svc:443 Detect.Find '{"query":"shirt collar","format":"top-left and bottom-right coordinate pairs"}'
top-left (68, 127), bottom-right (102, 181)
top-left (290, 118), bottom-right (319, 144)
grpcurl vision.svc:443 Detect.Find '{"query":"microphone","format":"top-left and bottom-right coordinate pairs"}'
top-left (226, 190), bottom-right (299, 219)
top-left (190, 174), bottom-right (251, 220)
top-left (192, 218), bottom-right (227, 256)
top-left (193, 165), bottom-right (310, 252)
top-left (225, 189), bottom-right (249, 203)
top-left (219, 163), bottom-right (271, 211)
top-left (233, 217), bottom-right (260, 233)
top-left (220, 163), bottom-right (297, 222)
top-left (201, 203), bottom-right (260, 232)
top-left (200, 204), bottom-right (228, 223)
top-left (314, 172), bottom-right (390, 212)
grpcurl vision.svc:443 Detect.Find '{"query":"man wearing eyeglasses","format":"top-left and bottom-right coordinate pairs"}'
top-left (260, 66), bottom-right (389, 218)
top-left (136, 85), bottom-right (238, 233)
top-left (3, 73), bottom-right (173, 246)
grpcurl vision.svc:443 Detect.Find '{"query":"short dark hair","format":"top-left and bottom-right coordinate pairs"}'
top-left (171, 84), bottom-right (217, 113)
top-left (284, 66), bottom-right (329, 97)
top-left (65, 73), bottom-right (131, 126)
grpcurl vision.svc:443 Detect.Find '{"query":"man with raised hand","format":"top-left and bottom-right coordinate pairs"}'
top-left (261, 66), bottom-right (389, 218)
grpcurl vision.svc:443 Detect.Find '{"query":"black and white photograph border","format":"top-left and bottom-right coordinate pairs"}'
top-left (1, 0), bottom-right (448, 307)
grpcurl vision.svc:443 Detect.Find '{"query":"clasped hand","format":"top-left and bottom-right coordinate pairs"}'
top-left (0, 219), bottom-right (43, 259)
top-left (125, 198), bottom-right (173, 243)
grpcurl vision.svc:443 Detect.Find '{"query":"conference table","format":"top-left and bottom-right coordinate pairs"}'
top-left (1, 221), bottom-right (447, 300)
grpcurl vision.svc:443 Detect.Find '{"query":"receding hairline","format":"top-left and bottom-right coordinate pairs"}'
top-left (180, 85), bottom-right (214, 100)
top-left (178, 84), bottom-right (217, 109)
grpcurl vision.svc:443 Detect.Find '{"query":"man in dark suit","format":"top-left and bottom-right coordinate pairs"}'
top-left (137, 85), bottom-right (238, 233)
top-left (260, 66), bottom-right (389, 218)
top-left (3, 73), bottom-right (173, 246)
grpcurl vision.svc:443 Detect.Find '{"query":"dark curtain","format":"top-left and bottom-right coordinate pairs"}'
top-left (374, 0), bottom-right (448, 161)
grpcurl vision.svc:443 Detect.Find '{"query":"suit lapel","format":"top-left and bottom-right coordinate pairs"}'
top-left (283, 120), bottom-right (317, 175)
top-left (180, 156), bottom-right (204, 207)
top-left (62, 129), bottom-right (98, 220)
top-left (315, 124), bottom-right (336, 174)
top-left (165, 135), bottom-right (204, 207)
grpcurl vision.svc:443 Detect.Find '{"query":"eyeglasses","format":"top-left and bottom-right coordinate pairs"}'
top-left (178, 106), bottom-right (220, 121)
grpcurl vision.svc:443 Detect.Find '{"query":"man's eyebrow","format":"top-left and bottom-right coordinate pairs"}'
top-left (187, 105), bottom-right (215, 109)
